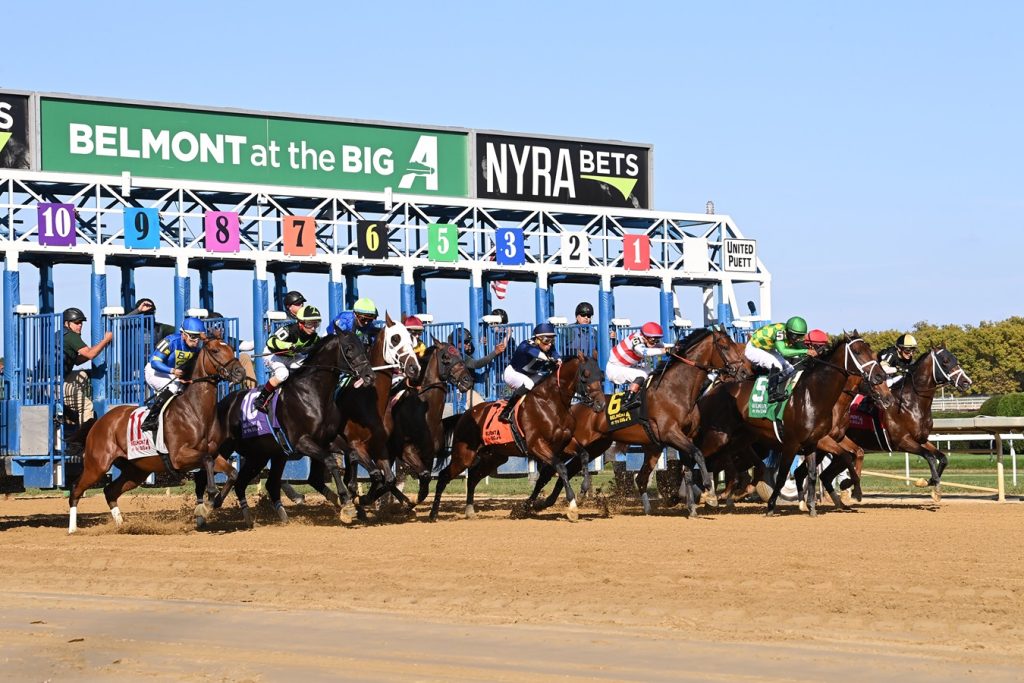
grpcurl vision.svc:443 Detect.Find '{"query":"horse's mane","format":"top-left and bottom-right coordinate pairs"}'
top-left (288, 333), bottom-right (344, 381)
top-left (675, 327), bottom-right (713, 355)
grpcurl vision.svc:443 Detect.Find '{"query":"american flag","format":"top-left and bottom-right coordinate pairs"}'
top-left (489, 252), bottom-right (509, 300)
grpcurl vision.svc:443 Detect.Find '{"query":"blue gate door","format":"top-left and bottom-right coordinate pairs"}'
top-left (11, 313), bottom-right (63, 487)
top-left (104, 314), bottom-right (153, 407)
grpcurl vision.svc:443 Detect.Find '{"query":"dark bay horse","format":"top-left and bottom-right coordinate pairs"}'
top-left (430, 353), bottom-right (606, 522)
top-left (698, 333), bottom-right (894, 516)
top-left (211, 332), bottom-right (375, 527)
top-left (386, 341), bottom-right (474, 505)
top-left (528, 327), bottom-right (751, 517)
top-left (68, 332), bottom-right (246, 533)
top-left (844, 346), bottom-right (972, 502)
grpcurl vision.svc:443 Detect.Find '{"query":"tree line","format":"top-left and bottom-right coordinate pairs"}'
top-left (854, 316), bottom-right (1024, 395)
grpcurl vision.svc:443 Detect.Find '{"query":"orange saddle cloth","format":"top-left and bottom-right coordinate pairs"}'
top-left (481, 400), bottom-right (521, 446)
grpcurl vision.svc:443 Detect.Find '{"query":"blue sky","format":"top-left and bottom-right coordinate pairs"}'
top-left (3, 1), bottom-right (1021, 343)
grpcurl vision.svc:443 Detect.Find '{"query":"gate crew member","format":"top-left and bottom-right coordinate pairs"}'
top-left (878, 333), bottom-right (917, 386)
top-left (142, 317), bottom-right (206, 434)
top-left (499, 323), bottom-right (561, 424)
top-left (62, 307), bottom-right (114, 426)
top-left (329, 297), bottom-right (382, 349)
top-left (606, 322), bottom-right (668, 411)
top-left (254, 305), bottom-right (322, 413)
top-left (284, 290), bottom-right (306, 319)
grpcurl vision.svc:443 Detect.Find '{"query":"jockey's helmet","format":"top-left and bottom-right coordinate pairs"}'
top-left (296, 305), bottom-right (322, 323)
top-left (449, 328), bottom-right (474, 354)
top-left (180, 317), bottom-right (206, 336)
top-left (403, 315), bottom-right (424, 331)
top-left (640, 322), bottom-right (663, 339)
top-left (533, 322), bottom-right (556, 338)
top-left (63, 307), bottom-right (87, 323)
top-left (491, 308), bottom-right (508, 324)
top-left (353, 298), bottom-right (378, 317)
top-left (896, 333), bottom-right (918, 350)
top-left (805, 329), bottom-right (829, 346)
top-left (575, 302), bottom-right (594, 318)
top-left (785, 316), bottom-right (808, 336)
top-left (284, 291), bottom-right (306, 308)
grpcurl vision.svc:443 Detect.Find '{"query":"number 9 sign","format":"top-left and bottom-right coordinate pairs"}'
top-left (205, 211), bottom-right (240, 253)
top-left (494, 228), bottom-right (525, 265)
top-left (124, 208), bottom-right (160, 249)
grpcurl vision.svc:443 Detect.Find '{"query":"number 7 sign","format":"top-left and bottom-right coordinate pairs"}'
top-left (284, 216), bottom-right (316, 256)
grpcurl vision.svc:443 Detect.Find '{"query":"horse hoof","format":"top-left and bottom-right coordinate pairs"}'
top-left (276, 506), bottom-right (289, 524)
top-left (808, 507), bottom-right (817, 517)
top-left (465, 505), bottom-right (477, 519)
top-left (290, 494), bottom-right (306, 506)
top-left (242, 508), bottom-right (255, 529)
top-left (725, 496), bottom-right (735, 509)
top-left (799, 500), bottom-right (808, 513)
top-left (703, 491), bottom-right (719, 509)
top-left (687, 505), bottom-right (699, 518)
top-left (324, 490), bottom-right (341, 509)
top-left (566, 500), bottom-right (579, 523)
top-left (931, 488), bottom-right (942, 504)
top-left (765, 509), bottom-right (777, 517)
top-left (195, 515), bottom-right (206, 530)
top-left (339, 504), bottom-right (356, 525)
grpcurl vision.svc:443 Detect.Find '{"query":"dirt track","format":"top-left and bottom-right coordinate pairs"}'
top-left (0, 492), bottom-right (1021, 681)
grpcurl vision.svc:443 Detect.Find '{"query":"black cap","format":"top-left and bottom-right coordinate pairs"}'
top-left (63, 307), bottom-right (87, 323)
top-left (491, 308), bottom-right (508, 324)
top-left (284, 291), bottom-right (306, 307)
top-left (575, 302), bottom-right (594, 317)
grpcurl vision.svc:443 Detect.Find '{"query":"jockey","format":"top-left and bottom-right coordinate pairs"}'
top-left (606, 322), bottom-right (669, 410)
top-left (499, 323), bottom-right (561, 423)
top-left (805, 329), bottom-right (830, 354)
top-left (879, 333), bottom-right (918, 385)
top-left (254, 305), bottom-right (322, 413)
top-left (284, 290), bottom-right (306, 319)
top-left (402, 315), bottom-right (427, 358)
top-left (745, 316), bottom-right (811, 401)
top-left (142, 316), bottom-right (205, 434)
top-left (329, 297), bottom-right (382, 348)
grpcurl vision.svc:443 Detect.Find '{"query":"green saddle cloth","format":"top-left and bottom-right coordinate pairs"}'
top-left (748, 371), bottom-right (801, 421)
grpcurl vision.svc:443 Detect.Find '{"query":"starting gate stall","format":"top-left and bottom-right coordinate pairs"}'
top-left (9, 312), bottom-right (64, 487)
top-left (0, 90), bottom-right (772, 487)
top-left (104, 313), bottom-right (153, 408)
top-left (482, 322), bottom-right (532, 401)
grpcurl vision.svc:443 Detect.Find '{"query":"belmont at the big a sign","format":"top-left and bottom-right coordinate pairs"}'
top-left (476, 133), bottom-right (651, 209)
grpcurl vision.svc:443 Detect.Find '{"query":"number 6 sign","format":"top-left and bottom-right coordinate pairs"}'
top-left (205, 211), bottom-right (240, 253)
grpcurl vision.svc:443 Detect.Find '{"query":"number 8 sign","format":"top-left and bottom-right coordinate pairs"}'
top-left (205, 211), bottom-right (240, 253)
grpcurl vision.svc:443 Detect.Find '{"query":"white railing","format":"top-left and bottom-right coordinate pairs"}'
top-left (931, 395), bottom-right (988, 412)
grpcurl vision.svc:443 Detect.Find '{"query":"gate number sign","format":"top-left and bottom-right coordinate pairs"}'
top-left (124, 208), bottom-right (160, 249)
top-left (357, 219), bottom-right (388, 259)
top-left (37, 203), bottom-right (77, 247)
top-left (283, 216), bottom-right (316, 256)
top-left (495, 228), bottom-right (525, 265)
top-left (428, 223), bottom-right (459, 262)
top-left (561, 231), bottom-right (588, 267)
top-left (205, 211), bottom-right (240, 253)
top-left (623, 234), bottom-right (650, 271)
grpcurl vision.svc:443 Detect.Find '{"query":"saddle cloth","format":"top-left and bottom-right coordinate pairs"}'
top-left (849, 393), bottom-right (876, 430)
top-left (606, 390), bottom-right (643, 431)
top-left (481, 400), bottom-right (522, 446)
top-left (126, 402), bottom-right (170, 460)
top-left (240, 388), bottom-right (283, 439)
top-left (748, 370), bottom-right (803, 421)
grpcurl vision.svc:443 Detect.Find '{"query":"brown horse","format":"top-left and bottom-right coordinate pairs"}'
top-left (67, 332), bottom-right (246, 533)
top-left (698, 333), bottom-right (893, 516)
top-left (528, 327), bottom-right (751, 517)
top-left (429, 353), bottom-right (606, 522)
top-left (843, 346), bottom-right (972, 502)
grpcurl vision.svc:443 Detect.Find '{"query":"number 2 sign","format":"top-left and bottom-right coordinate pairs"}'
top-left (561, 231), bottom-right (588, 267)
top-left (205, 211), bottom-right (240, 252)
top-left (283, 216), bottom-right (316, 256)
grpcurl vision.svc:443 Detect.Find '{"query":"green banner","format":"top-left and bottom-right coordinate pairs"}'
top-left (40, 98), bottom-right (469, 197)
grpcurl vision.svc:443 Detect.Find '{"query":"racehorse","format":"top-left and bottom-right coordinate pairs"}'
top-left (208, 332), bottom-right (376, 527)
top-left (429, 353), bottom-right (606, 522)
top-left (843, 345), bottom-right (972, 502)
top-left (527, 327), bottom-right (751, 517)
top-left (266, 314), bottom-right (423, 520)
top-left (386, 341), bottom-right (474, 505)
top-left (698, 333), bottom-right (894, 516)
top-left (67, 332), bottom-right (246, 533)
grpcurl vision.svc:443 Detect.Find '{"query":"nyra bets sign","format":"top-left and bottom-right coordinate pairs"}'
top-left (476, 133), bottom-right (651, 209)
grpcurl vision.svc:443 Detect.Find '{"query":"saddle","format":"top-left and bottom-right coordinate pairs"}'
top-left (126, 398), bottom-right (174, 460)
top-left (607, 377), bottom-right (651, 431)
top-left (240, 388), bottom-right (294, 456)
top-left (748, 370), bottom-right (803, 443)
top-left (848, 394), bottom-right (893, 450)
top-left (481, 400), bottom-right (528, 453)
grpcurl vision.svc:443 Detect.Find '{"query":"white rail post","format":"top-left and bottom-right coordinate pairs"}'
top-left (1011, 438), bottom-right (1017, 487)
top-left (904, 452), bottom-right (910, 486)
top-left (995, 433), bottom-right (1005, 503)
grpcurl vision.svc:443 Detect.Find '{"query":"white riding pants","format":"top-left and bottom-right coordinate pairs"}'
top-left (144, 365), bottom-right (182, 394)
top-left (744, 343), bottom-right (793, 374)
top-left (263, 353), bottom-right (307, 383)
top-left (503, 365), bottom-right (534, 390)
top-left (605, 361), bottom-right (647, 386)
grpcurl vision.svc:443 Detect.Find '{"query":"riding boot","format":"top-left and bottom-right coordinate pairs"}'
top-left (499, 386), bottom-right (529, 424)
top-left (767, 370), bottom-right (789, 403)
top-left (142, 387), bottom-right (174, 434)
top-left (254, 382), bottom-right (276, 414)
top-left (621, 388), bottom-right (641, 411)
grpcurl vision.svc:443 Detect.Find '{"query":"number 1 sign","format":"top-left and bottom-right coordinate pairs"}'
top-left (623, 234), bottom-right (650, 270)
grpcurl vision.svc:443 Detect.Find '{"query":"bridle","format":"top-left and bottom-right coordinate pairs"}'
top-left (903, 349), bottom-right (971, 399)
top-left (808, 338), bottom-right (886, 386)
top-left (414, 347), bottom-right (472, 396)
top-left (381, 321), bottom-right (421, 376)
top-left (188, 340), bottom-right (243, 385)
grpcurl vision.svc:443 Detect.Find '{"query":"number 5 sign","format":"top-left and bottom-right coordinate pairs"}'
top-left (428, 223), bottom-right (459, 262)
